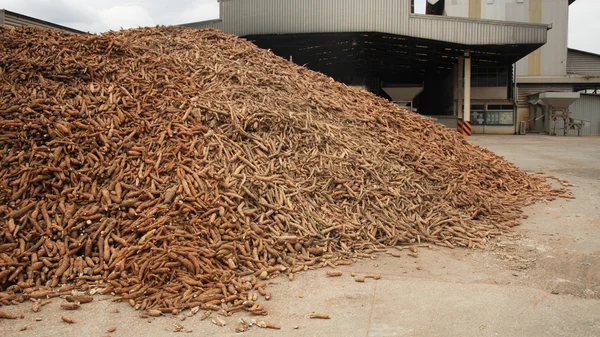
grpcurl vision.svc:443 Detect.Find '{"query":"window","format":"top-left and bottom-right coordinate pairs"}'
top-left (413, 0), bottom-right (426, 14)
top-left (471, 109), bottom-right (485, 125)
top-left (485, 110), bottom-right (514, 125)
top-left (471, 66), bottom-right (509, 87)
top-left (486, 104), bottom-right (514, 125)
top-left (488, 105), bottom-right (514, 110)
top-left (467, 104), bottom-right (514, 126)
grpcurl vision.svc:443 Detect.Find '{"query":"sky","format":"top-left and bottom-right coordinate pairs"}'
top-left (0, 0), bottom-right (599, 54)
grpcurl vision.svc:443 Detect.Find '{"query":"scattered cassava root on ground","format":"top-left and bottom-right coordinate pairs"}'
top-left (0, 25), bottom-right (569, 316)
top-left (0, 310), bottom-right (18, 319)
top-left (308, 313), bottom-right (331, 319)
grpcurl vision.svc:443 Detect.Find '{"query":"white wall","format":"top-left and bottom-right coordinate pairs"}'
top-left (472, 87), bottom-right (508, 100)
top-left (453, 87), bottom-right (508, 100)
top-left (540, 0), bottom-right (568, 76)
top-left (482, 0), bottom-right (506, 20)
top-left (445, 0), bottom-right (469, 17)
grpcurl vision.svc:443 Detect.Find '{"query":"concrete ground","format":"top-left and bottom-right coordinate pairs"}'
top-left (1, 135), bottom-right (599, 337)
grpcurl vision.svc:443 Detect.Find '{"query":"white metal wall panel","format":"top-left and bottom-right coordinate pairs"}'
top-left (184, 0), bottom-right (548, 46)
top-left (569, 94), bottom-right (600, 135)
top-left (0, 10), bottom-right (5, 25)
top-left (482, 0), bottom-right (506, 20)
top-left (567, 50), bottom-right (600, 75)
top-left (506, 1), bottom-right (529, 23)
top-left (540, 0), bottom-right (568, 76)
top-left (508, 0), bottom-right (530, 76)
top-left (445, 1), bottom-right (469, 17)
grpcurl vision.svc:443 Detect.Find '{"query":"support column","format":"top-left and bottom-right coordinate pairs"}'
top-left (457, 57), bottom-right (463, 120)
top-left (452, 64), bottom-right (458, 116)
top-left (462, 53), bottom-right (472, 136)
top-left (464, 55), bottom-right (471, 123)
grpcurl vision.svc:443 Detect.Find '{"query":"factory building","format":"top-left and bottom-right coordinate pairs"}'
top-left (2, 3), bottom-right (597, 135)
top-left (183, 0), bottom-right (600, 135)
top-left (437, 0), bottom-right (600, 135)
top-left (0, 9), bottom-right (83, 34)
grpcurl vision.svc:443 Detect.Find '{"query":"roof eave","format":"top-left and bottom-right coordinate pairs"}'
top-left (179, 18), bottom-right (223, 28)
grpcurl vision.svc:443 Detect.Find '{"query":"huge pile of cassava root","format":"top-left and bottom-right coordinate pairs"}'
top-left (0, 26), bottom-right (569, 313)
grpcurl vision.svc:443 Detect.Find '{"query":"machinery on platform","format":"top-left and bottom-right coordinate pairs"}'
top-left (531, 92), bottom-right (590, 136)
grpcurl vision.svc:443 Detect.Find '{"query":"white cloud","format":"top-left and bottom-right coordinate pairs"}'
top-left (568, 0), bottom-right (600, 54)
top-left (98, 5), bottom-right (155, 31)
top-left (174, 2), bottom-right (221, 26)
top-left (0, 0), bottom-right (219, 33)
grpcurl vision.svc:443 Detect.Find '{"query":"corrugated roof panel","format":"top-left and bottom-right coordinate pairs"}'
top-left (408, 17), bottom-right (548, 45)
top-left (3, 10), bottom-right (82, 34)
top-left (567, 49), bottom-right (600, 75)
top-left (5, 16), bottom-right (60, 31)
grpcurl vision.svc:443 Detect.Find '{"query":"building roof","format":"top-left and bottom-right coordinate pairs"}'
top-left (246, 31), bottom-right (538, 83)
top-left (181, 0), bottom-right (549, 47)
top-left (1, 9), bottom-right (84, 34)
top-left (568, 48), bottom-right (600, 58)
top-left (566, 48), bottom-right (600, 80)
top-left (179, 0), bottom-right (552, 83)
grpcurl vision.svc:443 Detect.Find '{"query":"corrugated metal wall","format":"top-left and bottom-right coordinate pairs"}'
top-left (214, 0), bottom-right (411, 36)
top-left (0, 10), bottom-right (5, 25)
top-left (567, 50), bottom-right (600, 75)
top-left (569, 94), bottom-right (600, 135)
top-left (184, 0), bottom-right (548, 46)
top-left (407, 15), bottom-right (547, 45)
